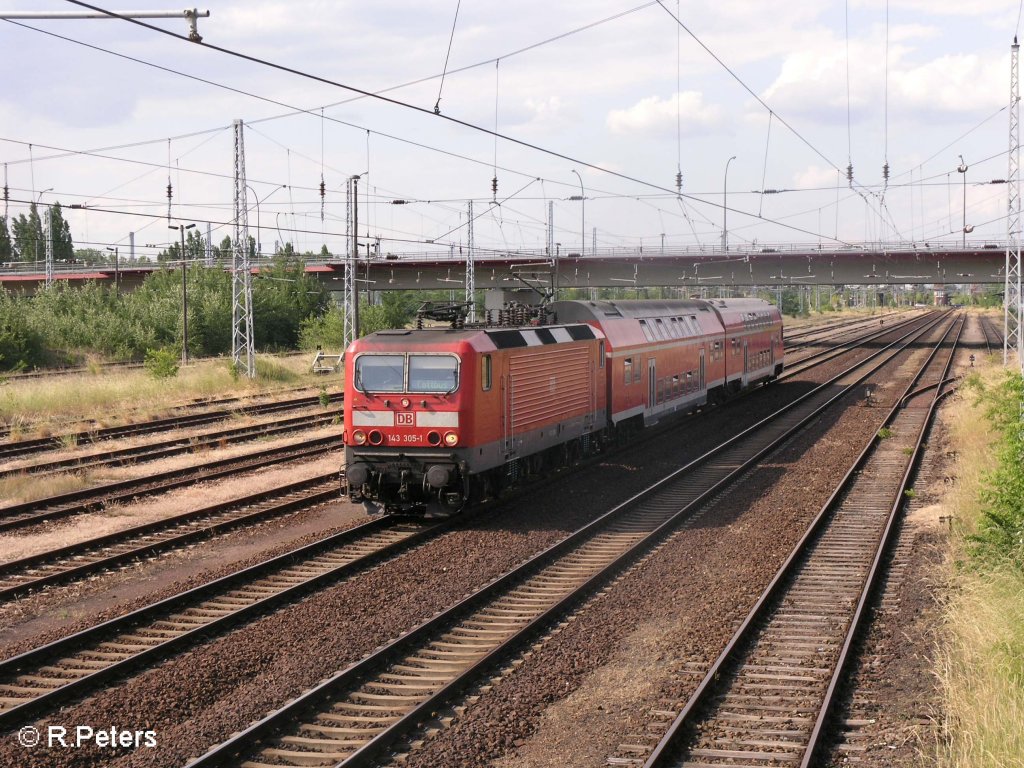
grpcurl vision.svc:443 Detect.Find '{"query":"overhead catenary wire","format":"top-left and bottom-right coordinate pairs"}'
top-left (51, 0), bottom-right (857, 247)
top-left (434, 0), bottom-right (462, 115)
top-left (24, 1), bottom-right (847, 246)
top-left (845, 0), bottom-right (854, 187)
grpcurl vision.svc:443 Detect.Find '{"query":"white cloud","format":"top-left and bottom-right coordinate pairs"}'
top-left (793, 165), bottom-right (841, 189)
top-left (606, 92), bottom-right (723, 137)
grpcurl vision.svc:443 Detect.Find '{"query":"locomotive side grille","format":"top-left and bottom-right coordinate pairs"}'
top-left (509, 346), bottom-right (593, 433)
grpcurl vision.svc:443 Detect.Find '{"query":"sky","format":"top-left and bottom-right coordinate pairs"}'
top-left (1, 0), bottom-right (1023, 262)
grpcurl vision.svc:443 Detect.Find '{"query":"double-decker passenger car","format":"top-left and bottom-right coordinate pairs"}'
top-left (342, 297), bottom-right (782, 515)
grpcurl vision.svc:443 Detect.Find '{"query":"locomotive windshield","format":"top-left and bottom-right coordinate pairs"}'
top-left (408, 355), bottom-right (459, 393)
top-left (354, 353), bottom-right (459, 393)
top-left (354, 354), bottom-right (405, 392)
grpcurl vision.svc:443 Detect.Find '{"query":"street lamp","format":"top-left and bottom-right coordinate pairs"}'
top-left (245, 183), bottom-right (285, 261)
top-left (723, 156), bottom-right (737, 252)
top-left (34, 187), bottom-right (53, 268)
top-left (169, 223), bottom-right (196, 364)
top-left (105, 246), bottom-right (119, 294)
top-left (569, 169), bottom-right (585, 257)
top-left (957, 155), bottom-right (969, 248)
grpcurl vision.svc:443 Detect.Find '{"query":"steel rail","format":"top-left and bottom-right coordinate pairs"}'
top-left (0, 383), bottom-right (319, 441)
top-left (0, 435), bottom-right (343, 533)
top-left (183, 312), bottom-right (948, 768)
top-left (639, 313), bottom-right (963, 768)
top-left (0, 517), bottom-right (444, 731)
top-left (779, 311), bottom-right (933, 378)
top-left (0, 473), bottom-right (342, 601)
top-left (0, 392), bottom-right (341, 462)
top-left (0, 408), bottom-right (343, 479)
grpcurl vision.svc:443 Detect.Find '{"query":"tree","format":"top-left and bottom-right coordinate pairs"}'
top-left (48, 202), bottom-right (74, 263)
top-left (0, 217), bottom-right (12, 262)
top-left (11, 204), bottom-right (43, 263)
top-left (253, 256), bottom-right (329, 349)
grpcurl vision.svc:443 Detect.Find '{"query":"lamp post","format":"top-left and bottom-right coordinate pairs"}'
top-left (34, 187), bottom-right (53, 268)
top-left (105, 246), bottom-right (119, 294)
top-left (169, 223), bottom-right (196, 364)
top-left (245, 184), bottom-right (285, 262)
top-left (569, 169), bottom-right (585, 257)
top-left (723, 156), bottom-right (736, 252)
top-left (957, 155), bottom-right (969, 248)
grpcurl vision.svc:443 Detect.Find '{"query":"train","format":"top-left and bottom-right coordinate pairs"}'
top-left (342, 297), bottom-right (783, 516)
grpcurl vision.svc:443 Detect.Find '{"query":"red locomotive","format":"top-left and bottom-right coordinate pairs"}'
top-left (342, 297), bottom-right (783, 515)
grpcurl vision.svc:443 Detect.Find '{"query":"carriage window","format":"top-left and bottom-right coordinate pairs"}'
top-left (481, 354), bottom-right (492, 391)
top-left (354, 354), bottom-right (405, 393)
top-left (639, 320), bottom-right (655, 342)
top-left (624, 357), bottom-right (633, 385)
top-left (599, 341), bottom-right (605, 368)
top-left (408, 355), bottom-right (459, 393)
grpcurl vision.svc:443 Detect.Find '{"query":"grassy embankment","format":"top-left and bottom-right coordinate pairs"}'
top-left (933, 349), bottom-right (1024, 767)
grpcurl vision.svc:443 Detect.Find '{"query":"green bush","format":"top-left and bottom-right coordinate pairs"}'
top-left (144, 347), bottom-right (180, 379)
top-left (967, 372), bottom-right (1024, 566)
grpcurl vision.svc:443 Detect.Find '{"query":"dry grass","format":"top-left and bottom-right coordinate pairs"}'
top-left (0, 472), bottom-right (95, 505)
top-left (0, 354), bottom-right (329, 432)
top-left (930, 355), bottom-right (1024, 768)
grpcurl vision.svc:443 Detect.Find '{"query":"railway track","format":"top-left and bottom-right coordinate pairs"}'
top-left (0, 472), bottom-right (344, 601)
top-left (978, 313), bottom-right (1004, 355)
top-left (0, 313), bottom-right (942, 601)
top-left (0, 391), bottom-right (341, 463)
top-left (0, 407), bottom-right (343, 480)
top-left (181, 312), bottom-right (951, 768)
top-left (0, 435), bottom-right (343, 533)
top-left (780, 312), bottom-right (931, 377)
top-left (782, 311), bottom-right (912, 352)
top-left (0, 517), bottom-right (443, 730)
top-left (631, 313), bottom-right (962, 768)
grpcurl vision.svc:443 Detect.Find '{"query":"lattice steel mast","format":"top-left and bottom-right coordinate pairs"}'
top-left (232, 119), bottom-right (255, 378)
top-left (1007, 38), bottom-right (1023, 373)
top-left (342, 175), bottom-right (359, 350)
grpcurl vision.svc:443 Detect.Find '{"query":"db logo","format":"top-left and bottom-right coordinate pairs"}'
top-left (396, 413), bottom-right (414, 426)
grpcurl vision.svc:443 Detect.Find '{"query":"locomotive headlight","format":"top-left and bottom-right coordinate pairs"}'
top-left (401, 397), bottom-right (411, 409)
top-left (443, 431), bottom-right (459, 446)
top-left (352, 430), bottom-right (367, 445)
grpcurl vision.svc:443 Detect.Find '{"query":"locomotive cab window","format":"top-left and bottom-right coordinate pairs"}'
top-left (408, 354), bottom-right (460, 393)
top-left (624, 357), bottom-right (633, 385)
top-left (481, 354), bottom-right (492, 391)
top-left (354, 354), bottom-right (405, 393)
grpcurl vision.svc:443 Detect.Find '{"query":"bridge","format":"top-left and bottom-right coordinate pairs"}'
top-left (0, 240), bottom-right (1012, 295)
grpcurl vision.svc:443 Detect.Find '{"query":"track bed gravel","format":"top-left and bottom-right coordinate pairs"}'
top-left (0, 332), bottom-right (926, 768)
top-left (401, 368), bottom-right (904, 768)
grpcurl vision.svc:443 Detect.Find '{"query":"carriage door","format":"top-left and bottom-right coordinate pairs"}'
top-left (770, 336), bottom-right (776, 367)
top-left (743, 341), bottom-right (749, 377)
top-left (699, 347), bottom-right (706, 391)
top-left (647, 357), bottom-right (657, 409)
